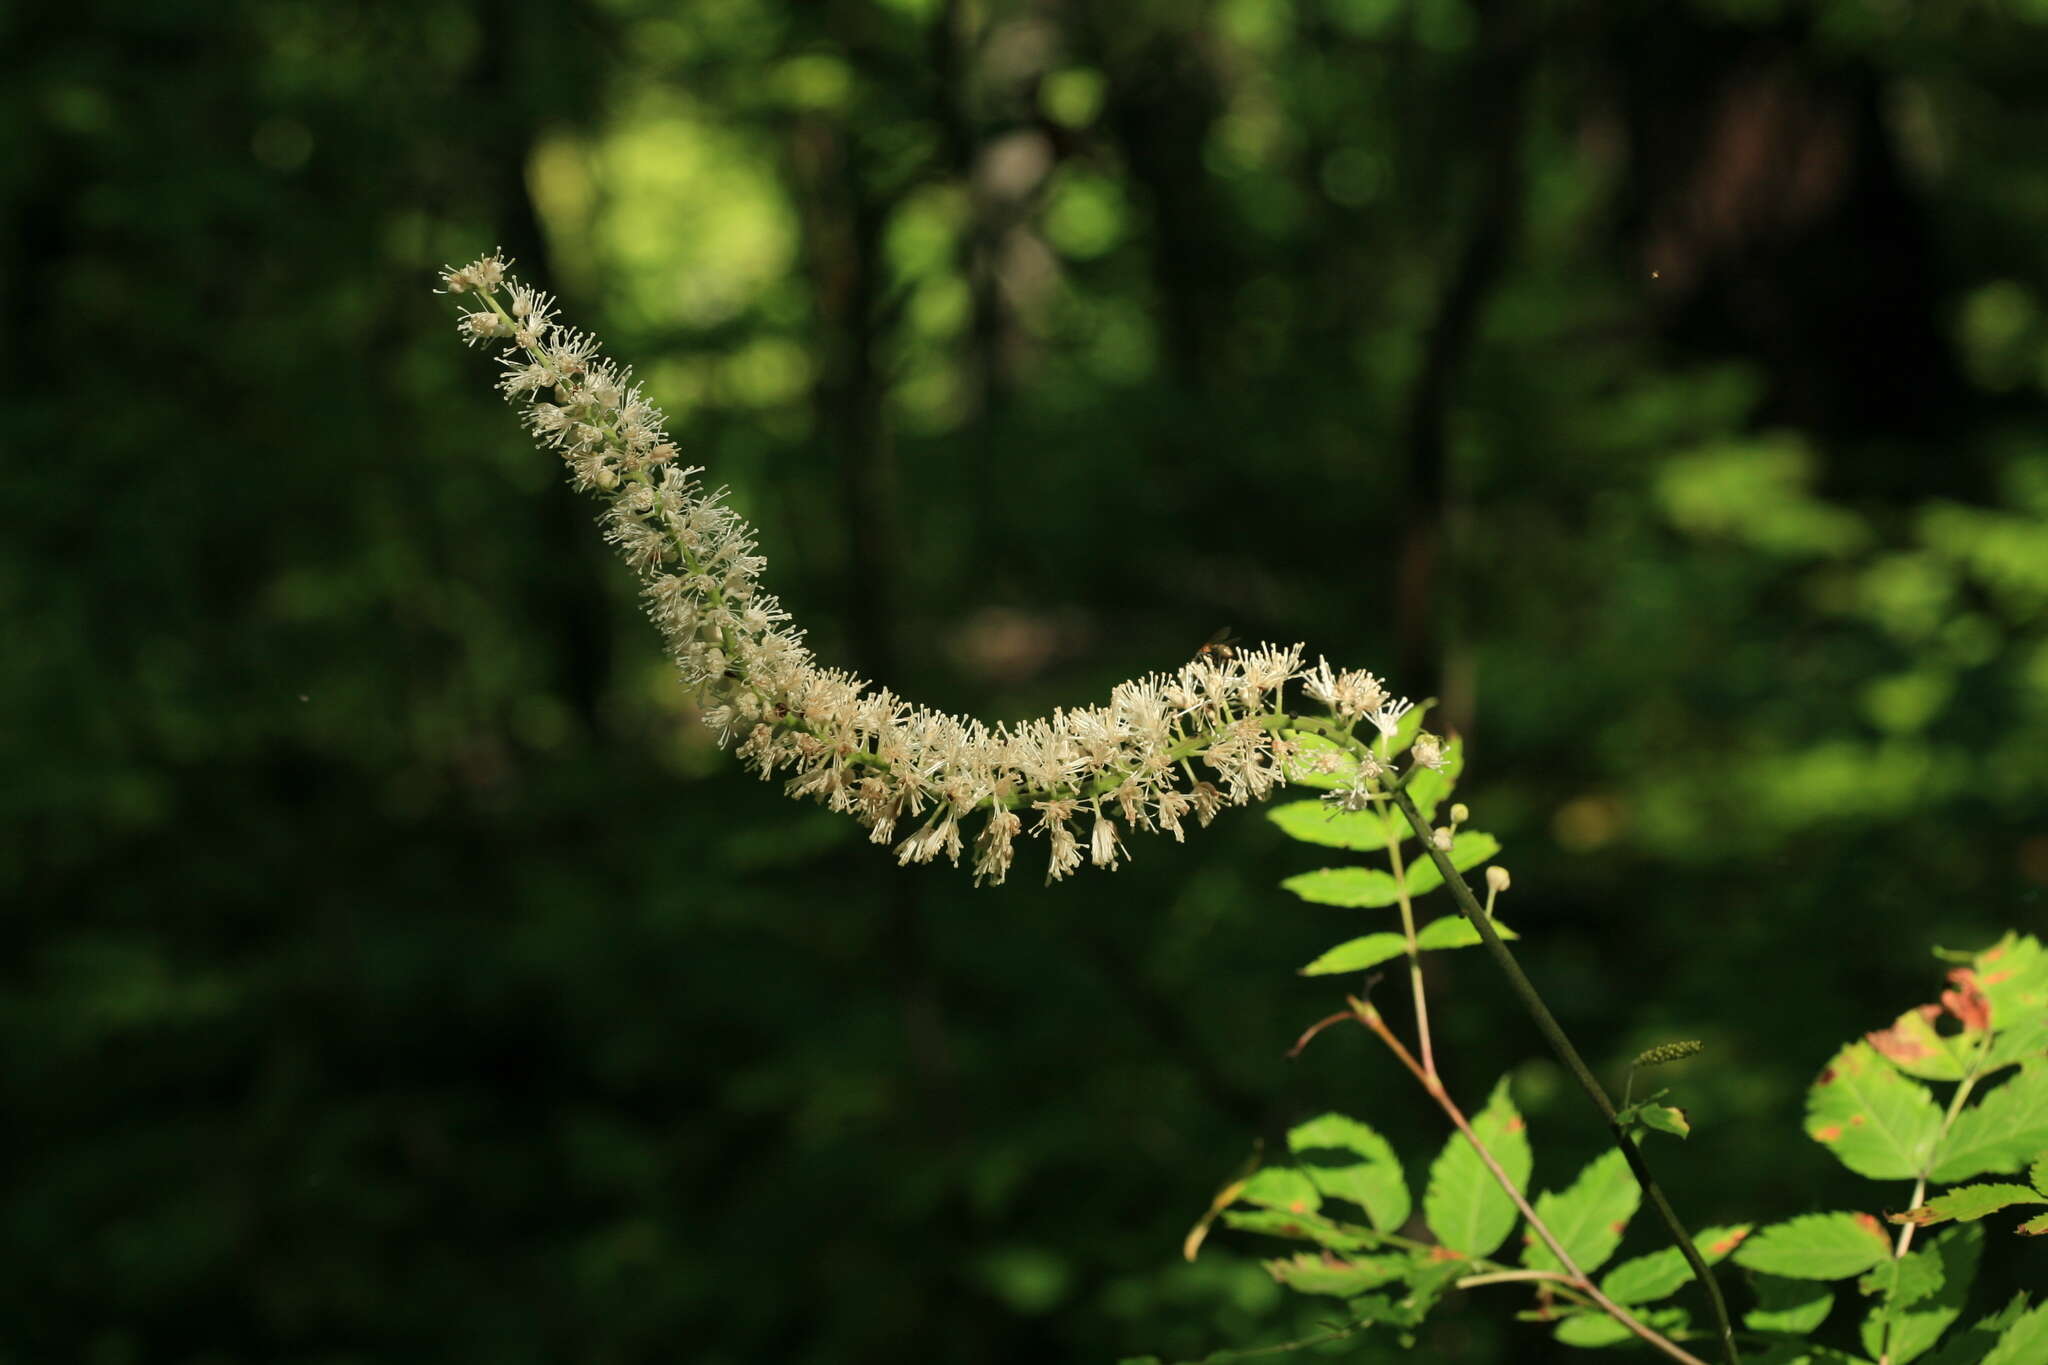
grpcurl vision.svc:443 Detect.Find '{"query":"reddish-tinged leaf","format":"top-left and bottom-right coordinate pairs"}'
top-left (1867, 1003), bottom-right (1979, 1081)
top-left (1806, 1041), bottom-right (1943, 1179)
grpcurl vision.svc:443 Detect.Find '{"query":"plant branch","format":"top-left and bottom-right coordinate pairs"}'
top-left (1387, 787), bottom-right (1741, 1365)
top-left (1351, 1001), bottom-right (1711, 1365)
top-left (1878, 1041), bottom-right (1991, 1364)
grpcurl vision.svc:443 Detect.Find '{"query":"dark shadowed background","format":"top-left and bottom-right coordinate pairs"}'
top-left (7, 1), bottom-right (2047, 1361)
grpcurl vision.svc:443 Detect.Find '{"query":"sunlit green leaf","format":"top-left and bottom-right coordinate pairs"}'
top-left (1423, 1077), bottom-right (1529, 1259)
top-left (1521, 1148), bottom-right (1638, 1275)
top-left (1983, 1300), bottom-right (2048, 1365)
top-left (1931, 1063), bottom-right (2048, 1182)
top-left (1413, 915), bottom-right (1518, 951)
top-left (1865, 1004), bottom-right (1981, 1082)
top-left (1266, 800), bottom-right (1398, 850)
top-left (1734, 1212), bottom-right (1893, 1280)
top-left (1287, 1113), bottom-right (1410, 1233)
top-left (1600, 1224), bottom-right (1750, 1305)
top-left (1220, 1207), bottom-right (1381, 1254)
top-left (1281, 867), bottom-right (1405, 908)
top-left (1262, 1250), bottom-right (1406, 1297)
top-left (1805, 1041), bottom-right (1943, 1179)
top-left (1298, 932), bottom-right (1407, 976)
top-left (1400, 831), bottom-right (1502, 896)
top-left (1923, 1293), bottom-right (2041, 1365)
top-left (1895, 1183), bottom-right (2042, 1226)
top-left (1861, 1227), bottom-right (1979, 1365)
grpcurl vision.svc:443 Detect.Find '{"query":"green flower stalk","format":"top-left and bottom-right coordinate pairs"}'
top-left (439, 253), bottom-right (1415, 885)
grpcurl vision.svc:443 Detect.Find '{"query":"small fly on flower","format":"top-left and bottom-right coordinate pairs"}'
top-left (1195, 627), bottom-right (1240, 663)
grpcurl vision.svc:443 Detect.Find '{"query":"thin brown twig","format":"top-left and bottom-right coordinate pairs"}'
top-left (1348, 999), bottom-right (1711, 1365)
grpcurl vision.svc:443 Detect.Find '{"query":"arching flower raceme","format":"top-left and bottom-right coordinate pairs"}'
top-left (439, 253), bottom-right (1417, 884)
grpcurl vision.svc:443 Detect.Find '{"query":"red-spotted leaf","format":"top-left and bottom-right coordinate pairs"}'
top-left (1424, 1077), bottom-right (1530, 1259)
top-left (1866, 1003), bottom-right (1982, 1082)
top-left (1733, 1212), bottom-right (1893, 1280)
top-left (1805, 1041), bottom-right (1943, 1179)
top-left (1521, 1148), bottom-right (1639, 1276)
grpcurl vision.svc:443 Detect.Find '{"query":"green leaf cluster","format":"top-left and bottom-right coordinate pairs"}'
top-left (1269, 727), bottom-right (1511, 979)
top-left (1201, 933), bottom-right (2048, 1361)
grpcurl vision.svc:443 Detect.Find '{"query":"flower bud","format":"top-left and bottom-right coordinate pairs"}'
top-left (1485, 865), bottom-right (1511, 893)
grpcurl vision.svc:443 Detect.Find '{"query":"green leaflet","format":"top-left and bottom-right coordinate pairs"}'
top-left (1285, 1113), bottom-right (1410, 1233)
top-left (1423, 1077), bottom-right (1530, 1259)
top-left (1734, 1211), bottom-right (1893, 1280)
top-left (1806, 1040), bottom-right (1944, 1180)
top-left (1922, 1293), bottom-right (2048, 1365)
top-left (1975, 933), bottom-right (2048, 1071)
top-left (1553, 1305), bottom-right (1686, 1348)
top-left (1932, 1063), bottom-right (2048, 1182)
top-left (1397, 831), bottom-right (1502, 896)
top-left (1865, 1003), bottom-right (1982, 1082)
top-left (1413, 915), bottom-right (1517, 950)
top-left (1220, 1207), bottom-right (1381, 1254)
top-left (1281, 867), bottom-right (1405, 909)
top-left (1860, 1226), bottom-right (1979, 1365)
top-left (1600, 1224), bottom-right (1750, 1305)
top-left (1899, 1182), bottom-right (2043, 1226)
top-left (1520, 1148), bottom-right (1638, 1276)
top-left (1298, 918), bottom-right (1517, 974)
top-left (1265, 800), bottom-right (1401, 851)
top-left (1982, 1300), bottom-right (2048, 1365)
top-left (1262, 1250), bottom-right (1407, 1297)
top-left (1746, 1274), bottom-right (1834, 1334)
top-left (1298, 931), bottom-right (1409, 975)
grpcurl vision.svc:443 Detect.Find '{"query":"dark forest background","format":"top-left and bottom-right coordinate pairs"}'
top-left (6, 1), bottom-right (2048, 1361)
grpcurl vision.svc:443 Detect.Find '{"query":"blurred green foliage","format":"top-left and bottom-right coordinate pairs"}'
top-left (6, 0), bottom-right (2047, 1361)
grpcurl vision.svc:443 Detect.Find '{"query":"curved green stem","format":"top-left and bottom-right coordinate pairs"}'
top-left (1387, 787), bottom-right (1741, 1365)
